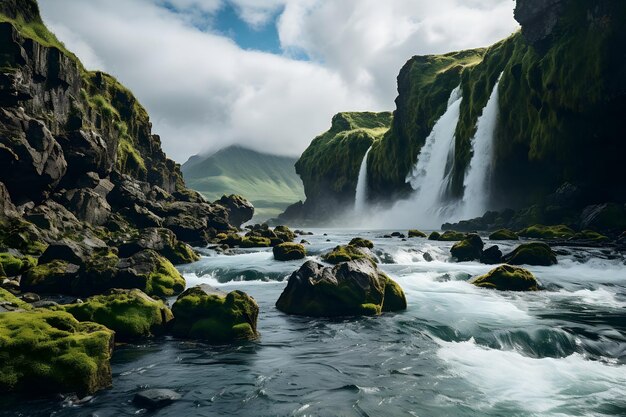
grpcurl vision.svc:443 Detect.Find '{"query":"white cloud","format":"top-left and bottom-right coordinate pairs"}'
top-left (38, 0), bottom-right (518, 162)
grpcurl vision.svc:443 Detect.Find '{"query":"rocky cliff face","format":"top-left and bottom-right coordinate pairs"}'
top-left (287, 0), bottom-right (626, 226)
top-left (0, 0), bottom-right (253, 257)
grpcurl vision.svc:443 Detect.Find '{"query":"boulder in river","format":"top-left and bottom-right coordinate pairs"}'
top-left (0, 310), bottom-right (114, 396)
top-left (488, 229), bottom-right (519, 240)
top-left (214, 194), bottom-right (254, 228)
top-left (480, 245), bottom-right (503, 265)
top-left (322, 245), bottom-right (374, 265)
top-left (117, 227), bottom-right (199, 265)
top-left (470, 265), bottom-right (540, 291)
top-left (518, 224), bottom-right (575, 239)
top-left (450, 234), bottom-right (484, 262)
top-left (133, 389), bottom-right (181, 410)
top-left (408, 229), bottom-right (427, 238)
top-left (504, 242), bottom-right (557, 266)
top-left (276, 259), bottom-right (407, 317)
top-left (273, 242), bottom-right (306, 261)
top-left (348, 237), bottom-right (374, 249)
top-left (170, 285), bottom-right (259, 343)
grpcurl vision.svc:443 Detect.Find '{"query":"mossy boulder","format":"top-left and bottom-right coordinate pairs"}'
top-left (276, 259), bottom-right (406, 317)
top-left (450, 234), bottom-right (484, 262)
top-left (116, 250), bottom-right (186, 297)
top-left (169, 285), bottom-right (259, 343)
top-left (504, 242), bottom-right (557, 266)
top-left (480, 245), bottom-right (503, 265)
top-left (0, 218), bottom-right (48, 256)
top-left (518, 224), bottom-right (575, 240)
top-left (428, 231), bottom-right (441, 240)
top-left (273, 242), bottom-right (306, 261)
top-left (322, 245), bottom-right (374, 265)
top-left (118, 228), bottom-right (199, 265)
top-left (571, 230), bottom-right (610, 243)
top-left (489, 229), bottom-right (519, 240)
top-left (60, 289), bottom-right (173, 341)
top-left (0, 252), bottom-right (36, 277)
top-left (348, 237), bottom-right (374, 248)
top-left (20, 260), bottom-right (80, 294)
top-left (470, 265), bottom-right (540, 291)
top-left (0, 310), bottom-right (114, 396)
top-left (274, 225), bottom-right (296, 243)
top-left (439, 231), bottom-right (466, 241)
top-left (408, 230), bottom-right (427, 238)
top-left (240, 235), bottom-right (271, 248)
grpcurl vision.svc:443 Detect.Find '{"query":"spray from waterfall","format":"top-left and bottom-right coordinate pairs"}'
top-left (461, 73), bottom-right (503, 220)
top-left (354, 145), bottom-right (373, 213)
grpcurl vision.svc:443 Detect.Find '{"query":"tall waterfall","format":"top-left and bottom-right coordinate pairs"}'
top-left (461, 74), bottom-right (502, 219)
top-left (406, 86), bottom-right (463, 213)
top-left (354, 145), bottom-right (373, 213)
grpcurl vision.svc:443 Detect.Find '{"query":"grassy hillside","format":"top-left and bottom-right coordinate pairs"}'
top-left (182, 146), bottom-right (305, 220)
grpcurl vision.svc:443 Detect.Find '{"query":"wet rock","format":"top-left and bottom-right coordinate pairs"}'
top-left (133, 389), bottom-right (181, 410)
top-left (214, 194), bottom-right (254, 228)
top-left (348, 237), bottom-right (374, 249)
top-left (470, 265), bottom-right (540, 291)
top-left (276, 259), bottom-right (406, 317)
top-left (170, 284), bottom-right (259, 343)
top-left (273, 242), bottom-right (306, 261)
top-left (450, 234), bottom-right (484, 262)
top-left (19, 292), bottom-right (40, 303)
top-left (579, 203), bottom-right (626, 232)
top-left (489, 229), bottom-right (519, 240)
top-left (117, 227), bottom-right (199, 265)
top-left (423, 252), bottom-right (433, 262)
top-left (504, 242), bottom-right (557, 266)
top-left (20, 260), bottom-right (80, 294)
top-left (408, 229), bottom-right (427, 238)
top-left (114, 250), bottom-right (186, 297)
top-left (518, 224), bottom-right (575, 240)
top-left (322, 245), bottom-right (374, 265)
top-left (480, 245), bottom-right (503, 265)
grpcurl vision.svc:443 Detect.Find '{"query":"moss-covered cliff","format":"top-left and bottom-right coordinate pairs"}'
top-left (293, 112), bottom-right (391, 216)
top-left (288, 0), bottom-right (626, 224)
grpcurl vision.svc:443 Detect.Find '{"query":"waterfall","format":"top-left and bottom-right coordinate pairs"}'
top-left (354, 145), bottom-right (373, 213)
top-left (461, 74), bottom-right (502, 219)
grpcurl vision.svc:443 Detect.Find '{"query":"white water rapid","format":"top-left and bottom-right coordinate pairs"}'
top-left (460, 73), bottom-right (503, 219)
top-left (354, 145), bottom-right (373, 213)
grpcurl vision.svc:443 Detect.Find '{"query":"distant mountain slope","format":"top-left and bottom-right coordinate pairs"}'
top-left (182, 146), bottom-right (305, 220)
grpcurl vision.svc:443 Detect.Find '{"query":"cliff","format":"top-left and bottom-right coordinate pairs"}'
top-left (287, 0), bottom-right (626, 226)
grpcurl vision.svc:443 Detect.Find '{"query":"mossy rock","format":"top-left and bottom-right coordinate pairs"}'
top-left (217, 233), bottom-right (243, 247)
top-left (117, 228), bottom-right (199, 265)
top-left (571, 230), bottom-right (610, 243)
top-left (322, 245), bottom-right (374, 265)
top-left (0, 310), bottom-right (114, 396)
top-left (450, 234), bottom-right (484, 262)
top-left (0, 287), bottom-right (30, 311)
top-left (428, 231), bottom-right (441, 240)
top-left (170, 285), bottom-right (259, 344)
top-left (408, 230), bottom-right (427, 238)
top-left (348, 237), bottom-right (374, 249)
top-left (273, 243), bottom-right (306, 261)
top-left (0, 218), bottom-right (48, 256)
top-left (489, 229), bottom-right (519, 240)
top-left (518, 224), bottom-right (575, 240)
top-left (240, 236), bottom-right (271, 248)
top-left (0, 253), bottom-right (36, 277)
top-left (273, 225), bottom-right (296, 243)
top-left (60, 289), bottom-right (173, 341)
top-left (470, 265), bottom-right (540, 291)
top-left (276, 259), bottom-right (406, 317)
top-left (504, 242), bottom-right (557, 266)
top-left (20, 260), bottom-right (80, 294)
top-left (438, 231), bottom-right (466, 241)
top-left (140, 250), bottom-right (186, 297)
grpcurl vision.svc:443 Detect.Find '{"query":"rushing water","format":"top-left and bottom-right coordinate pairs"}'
top-left (2, 229), bottom-right (626, 417)
top-left (461, 74), bottom-right (502, 220)
top-left (354, 146), bottom-right (373, 214)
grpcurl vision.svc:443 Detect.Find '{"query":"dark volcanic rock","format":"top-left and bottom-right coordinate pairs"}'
top-left (215, 194), bottom-right (254, 228)
top-left (470, 265), bottom-right (540, 291)
top-left (504, 242), bottom-right (557, 266)
top-left (450, 234), bottom-right (484, 262)
top-left (133, 389), bottom-right (181, 410)
top-left (480, 245), bottom-right (503, 265)
top-left (118, 227), bottom-right (198, 265)
top-left (514, 0), bottom-right (564, 46)
top-left (276, 259), bottom-right (406, 317)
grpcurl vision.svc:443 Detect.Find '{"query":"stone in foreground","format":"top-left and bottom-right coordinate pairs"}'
top-left (276, 259), bottom-right (407, 317)
top-left (273, 242), bottom-right (306, 261)
top-left (133, 388), bottom-right (181, 410)
top-left (470, 265), bottom-right (540, 291)
top-left (0, 310), bottom-right (114, 396)
top-left (170, 285), bottom-right (259, 343)
top-left (450, 234), bottom-right (484, 262)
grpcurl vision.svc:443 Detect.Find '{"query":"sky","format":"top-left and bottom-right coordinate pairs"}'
top-left (39, 0), bottom-right (519, 163)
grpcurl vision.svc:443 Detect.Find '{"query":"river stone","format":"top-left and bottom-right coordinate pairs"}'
top-left (450, 234), bottom-right (484, 262)
top-left (273, 242), bottom-right (306, 261)
top-left (504, 242), bottom-right (557, 266)
top-left (133, 389), bottom-right (181, 410)
top-left (276, 259), bottom-right (406, 317)
top-left (470, 265), bottom-right (540, 291)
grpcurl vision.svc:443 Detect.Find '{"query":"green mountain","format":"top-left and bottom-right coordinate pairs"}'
top-left (182, 146), bottom-right (305, 220)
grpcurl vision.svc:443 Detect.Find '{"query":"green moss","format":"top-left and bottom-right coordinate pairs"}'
top-left (450, 234), bottom-right (484, 262)
top-left (240, 236), bottom-right (271, 248)
top-left (273, 242), bottom-right (306, 261)
top-left (21, 260), bottom-right (76, 294)
top-left (505, 242), bottom-right (557, 266)
top-left (322, 245), bottom-right (373, 265)
top-left (571, 230), bottom-right (610, 242)
top-left (368, 49), bottom-right (485, 198)
top-left (428, 231), bottom-right (441, 240)
top-left (170, 287), bottom-right (259, 343)
top-left (0, 287), bottom-right (30, 310)
top-left (438, 231), bottom-right (466, 241)
top-left (146, 255), bottom-right (186, 297)
top-left (0, 218), bottom-right (48, 256)
top-left (295, 112), bottom-right (392, 203)
top-left (348, 237), bottom-right (374, 249)
top-left (60, 289), bottom-right (173, 341)
top-left (381, 278), bottom-right (407, 312)
top-left (518, 224), bottom-right (575, 239)
top-left (116, 137), bottom-right (147, 176)
top-left (489, 229), bottom-right (519, 240)
top-left (0, 253), bottom-right (35, 277)
top-left (470, 264), bottom-right (539, 291)
top-left (0, 309), bottom-right (113, 396)
top-left (408, 230), bottom-right (427, 238)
